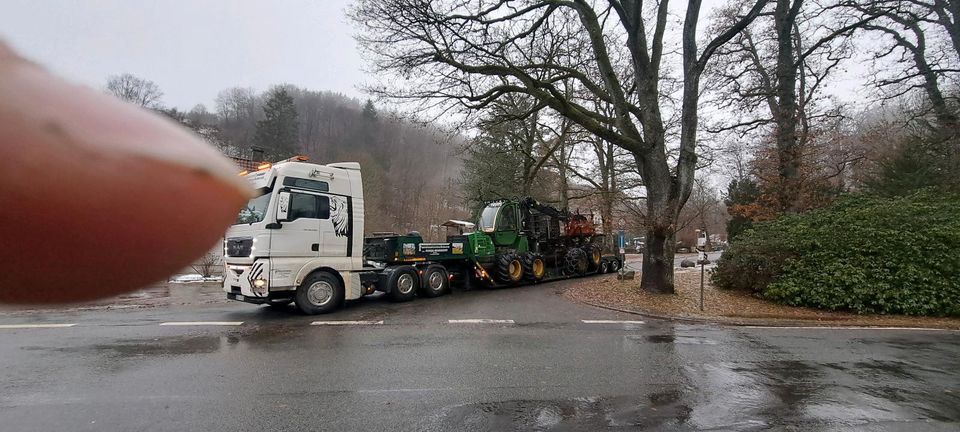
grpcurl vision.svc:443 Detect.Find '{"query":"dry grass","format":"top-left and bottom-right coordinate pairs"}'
top-left (564, 270), bottom-right (960, 329)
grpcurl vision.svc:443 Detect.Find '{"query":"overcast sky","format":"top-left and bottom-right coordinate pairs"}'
top-left (0, 0), bottom-right (369, 110)
top-left (1, 0), bottom-right (869, 114)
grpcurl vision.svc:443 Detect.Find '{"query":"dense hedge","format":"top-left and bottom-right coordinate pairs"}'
top-left (712, 191), bottom-right (960, 316)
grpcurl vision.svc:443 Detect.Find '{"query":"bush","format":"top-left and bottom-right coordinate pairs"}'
top-left (712, 191), bottom-right (960, 316)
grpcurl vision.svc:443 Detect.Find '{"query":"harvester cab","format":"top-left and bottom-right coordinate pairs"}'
top-left (478, 201), bottom-right (526, 249)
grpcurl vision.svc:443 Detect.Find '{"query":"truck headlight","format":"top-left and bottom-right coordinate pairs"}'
top-left (252, 278), bottom-right (268, 295)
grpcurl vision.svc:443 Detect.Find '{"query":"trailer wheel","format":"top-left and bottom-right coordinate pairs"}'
top-left (295, 272), bottom-right (344, 315)
top-left (419, 265), bottom-right (449, 298)
top-left (609, 258), bottom-right (621, 272)
top-left (387, 266), bottom-right (419, 302)
top-left (496, 253), bottom-right (524, 284)
top-left (521, 252), bottom-right (546, 282)
top-left (599, 260), bottom-right (609, 274)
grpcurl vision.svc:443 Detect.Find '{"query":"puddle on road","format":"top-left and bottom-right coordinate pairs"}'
top-left (642, 334), bottom-right (718, 345)
top-left (421, 392), bottom-right (698, 431)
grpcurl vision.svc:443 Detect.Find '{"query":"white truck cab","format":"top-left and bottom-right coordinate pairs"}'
top-left (223, 157), bottom-right (366, 313)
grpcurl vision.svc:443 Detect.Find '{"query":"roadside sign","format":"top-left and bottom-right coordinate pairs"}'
top-left (617, 230), bottom-right (625, 248)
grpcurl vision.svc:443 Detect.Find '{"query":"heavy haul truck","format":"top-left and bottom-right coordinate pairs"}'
top-left (223, 157), bottom-right (622, 314)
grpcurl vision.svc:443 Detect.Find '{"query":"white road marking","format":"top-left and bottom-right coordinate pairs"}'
top-left (582, 320), bottom-right (645, 324)
top-left (356, 387), bottom-right (455, 393)
top-left (311, 320), bottom-right (383, 326)
top-left (0, 323), bottom-right (76, 329)
top-left (158, 322), bottom-right (243, 326)
top-left (742, 326), bottom-right (956, 331)
top-left (448, 319), bottom-right (515, 324)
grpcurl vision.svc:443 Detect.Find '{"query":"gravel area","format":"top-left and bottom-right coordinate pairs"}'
top-left (564, 270), bottom-right (960, 329)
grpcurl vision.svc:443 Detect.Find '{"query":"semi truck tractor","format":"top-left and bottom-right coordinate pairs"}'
top-left (223, 157), bottom-right (621, 314)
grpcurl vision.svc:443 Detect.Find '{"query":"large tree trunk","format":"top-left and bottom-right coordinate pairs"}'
top-left (774, 0), bottom-right (802, 213)
top-left (641, 212), bottom-right (677, 294)
top-left (638, 155), bottom-right (678, 294)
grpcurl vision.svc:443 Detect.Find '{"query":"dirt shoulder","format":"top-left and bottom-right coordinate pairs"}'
top-left (564, 270), bottom-right (960, 330)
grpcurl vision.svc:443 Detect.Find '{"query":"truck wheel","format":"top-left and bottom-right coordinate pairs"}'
top-left (295, 272), bottom-right (344, 315)
top-left (610, 259), bottom-right (621, 272)
top-left (599, 260), bottom-right (609, 274)
top-left (522, 252), bottom-right (546, 282)
top-left (584, 244), bottom-right (602, 271)
top-left (419, 265), bottom-right (449, 298)
top-left (563, 248), bottom-right (589, 276)
top-left (496, 253), bottom-right (524, 284)
top-left (387, 266), bottom-right (419, 302)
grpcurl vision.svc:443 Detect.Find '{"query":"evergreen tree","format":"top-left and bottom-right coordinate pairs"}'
top-left (362, 99), bottom-right (378, 122)
top-left (864, 134), bottom-right (959, 196)
top-left (255, 88), bottom-right (300, 160)
top-left (724, 178), bottom-right (761, 242)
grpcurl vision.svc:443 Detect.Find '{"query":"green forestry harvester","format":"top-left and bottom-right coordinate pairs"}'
top-left (363, 197), bottom-right (621, 289)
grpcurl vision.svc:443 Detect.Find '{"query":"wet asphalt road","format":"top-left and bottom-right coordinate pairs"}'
top-left (1, 278), bottom-right (958, 431)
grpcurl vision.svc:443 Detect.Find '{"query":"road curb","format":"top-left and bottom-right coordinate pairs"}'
top-left (574, 299), bottom-right (960, 331)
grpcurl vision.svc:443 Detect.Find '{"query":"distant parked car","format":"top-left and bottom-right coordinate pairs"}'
top-left (677, 247), bottom-right (691, 253)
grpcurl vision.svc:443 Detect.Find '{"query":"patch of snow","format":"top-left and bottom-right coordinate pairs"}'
top-left (170, 274), bottom-right (204, 283)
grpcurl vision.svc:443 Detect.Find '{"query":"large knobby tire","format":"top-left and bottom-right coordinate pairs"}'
top-left (387, 266), bottom-right (419, 302)
top-left (295, 271), bottom-right (344, 315)
top-left (563, 248), bottom-right (589, 276)
top-left (584, 244), bottom-right (602, 272)
top-left (521, 252), bottom-right (546, 282)
top-left (496, 252), bottom-right (524, 284)
top-left (419, 264), bottom-right (449, 298)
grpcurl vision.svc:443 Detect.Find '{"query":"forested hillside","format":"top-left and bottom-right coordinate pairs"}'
top-left (111, 77), bottom-right (471, 239)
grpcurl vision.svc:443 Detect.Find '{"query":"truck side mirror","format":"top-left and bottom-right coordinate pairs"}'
top-left (277, 191), bottom-right (291, 222)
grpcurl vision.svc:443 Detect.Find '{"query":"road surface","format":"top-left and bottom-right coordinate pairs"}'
top-left (1, 277), bottom-right (957, 431)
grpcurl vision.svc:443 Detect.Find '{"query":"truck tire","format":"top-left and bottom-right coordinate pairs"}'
top-left (521, 252), bottom-right (546, 282)
top-left (419, 264), bottom-right (449, 298)
top-left (563, 248), bottom-right (589, 276)
top-left (496, 252), bottom-right (524, 284)
top-left (584, 244), bottom-right (602, 271)
top-left (599, 260), bottom-right (609, 274)
top-left (387, 266), bottom-right (419, 302)
top-left (609, 258), bottom-right (621, 272)
top-left (295, 271), bottom-right (344, 315)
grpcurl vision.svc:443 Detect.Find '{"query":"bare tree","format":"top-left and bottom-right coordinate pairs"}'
top-left (190, 252), bottom-right (221, 278)
top-left (351, 0), bottom-right (767, 293)
top-left (858, 0), bottom-right (959, 136)
top-left (707, 0), bottom-right (878, 212)
top-left (105, 73), bottom-right (163, 108)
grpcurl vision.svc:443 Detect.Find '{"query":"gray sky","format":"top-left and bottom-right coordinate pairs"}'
top-left (1, 0), bottom-right (869, 114)
top-left (0, 0), bottom-right (369, 110)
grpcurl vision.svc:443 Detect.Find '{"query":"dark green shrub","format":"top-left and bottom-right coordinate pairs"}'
top-left (712, 191), bottom-right (960, 316)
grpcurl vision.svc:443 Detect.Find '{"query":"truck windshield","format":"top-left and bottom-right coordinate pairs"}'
top-left (479, 203), bottom-right (501, 233)
top-left (236, 188), bottom-right (271, 225)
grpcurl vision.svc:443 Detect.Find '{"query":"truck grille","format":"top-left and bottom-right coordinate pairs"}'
top-left (226, 238), bottom-right (253, 257)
